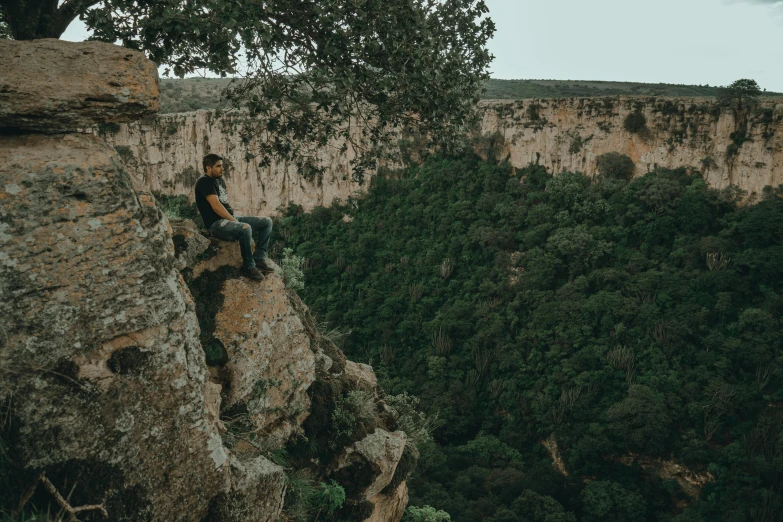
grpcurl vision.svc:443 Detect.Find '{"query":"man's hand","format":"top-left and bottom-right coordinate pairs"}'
top-left (205, 194), bottom-right (237, 222)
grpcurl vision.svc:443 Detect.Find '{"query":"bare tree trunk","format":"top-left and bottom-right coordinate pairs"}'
top-left (0, 0), bottom-right (97, 40)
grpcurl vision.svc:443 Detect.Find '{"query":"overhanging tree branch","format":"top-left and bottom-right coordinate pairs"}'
top-left (49, 0), bottom-right (102, 38)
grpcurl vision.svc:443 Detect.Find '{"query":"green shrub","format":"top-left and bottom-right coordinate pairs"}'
top-left (568, 133), bottom-right (592, 154)
top-left (403, 506), bottom-right (451, 522)
top-left (114, 145), bottom-right (134, 161)
top-left (701, 156), bottom-right (718, 170)
top-left (526, 103), bottom-right (541, 121)
top-left (312, 481), bottom-right (346, 519)
top-left (623, 110), bottom-right (647, 134)
top-left (279, 468), bottom-right (317, 522)
top-left (155, 194), bottom-right (202, 224)
top-left (281, 247), bottom-right (305, 290)
top-left (331, 390), bottom-right (376, 447)
top-left (98, 122), bottom-right (121, 135)
top-left (596, 152), bottom-right (635, 181)
top-left (385, 392), bottom-right (444, 449)
top-left (726, 126), bottom-right (751, 158)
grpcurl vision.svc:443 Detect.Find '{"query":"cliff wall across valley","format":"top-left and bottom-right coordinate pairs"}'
top-left (480, 97), bottom-right (783, 197)
top-left (105, 110), bottom-right (367, 216)
top-left (108, 97), bottom-right (783, 214)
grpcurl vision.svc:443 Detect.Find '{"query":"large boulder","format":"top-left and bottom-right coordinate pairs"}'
top-left (189, 241), bottom-right (317, 451)
top-left (0, 39), bottom-right (159, 133)
top-left (334, 429), bottom-right (407, 501)
top-left (0, 133), bottom-right (229, 520)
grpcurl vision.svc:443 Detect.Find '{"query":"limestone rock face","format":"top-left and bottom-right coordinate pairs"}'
top-left (109, 98), bottom-right (783, 212)
top-left (479, 97), bottom-right (783, 198)
top-left (336, 429), bottom-right (407, 501)
top-left (0, 35), bottom-right (414, 522)
top-left (0, 39), bottom-right (159, 133)
top-left (0, 133), bottom-right (228, 520)
top-left (189, 241), bottom-right (317, 450)
top-left (103, 110), bottom-right (368, 216)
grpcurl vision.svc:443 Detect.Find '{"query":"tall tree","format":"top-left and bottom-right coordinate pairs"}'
top-left (0, 0), bottom-right (495, 179)
top-left (716, 78), bottom-right (762, 109)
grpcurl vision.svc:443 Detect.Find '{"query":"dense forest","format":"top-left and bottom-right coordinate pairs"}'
top-left (267, 150), bottom-right (783, 522)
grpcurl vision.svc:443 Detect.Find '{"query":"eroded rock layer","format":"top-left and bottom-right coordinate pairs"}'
top-left (0, 39), bottom-right (159, 133)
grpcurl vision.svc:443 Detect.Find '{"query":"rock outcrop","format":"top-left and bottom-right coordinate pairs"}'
top-left (336, 429), bottom-right (407, 501)
top-left (479, 97), bottom-right (783, 198)
top-left (188, 241), bottom-right (316, 451)
top-left (0, 38), bottom-right (413, 522)
top-left (365, 483), bottom-right (409, 522)
top-left (0, 39), bottom-right (159, 133)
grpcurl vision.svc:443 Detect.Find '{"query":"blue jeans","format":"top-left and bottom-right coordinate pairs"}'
top-left (208, 216), bottom-right (273, 269)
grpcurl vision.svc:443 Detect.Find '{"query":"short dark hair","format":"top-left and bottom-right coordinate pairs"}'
top-left (203, 154), bottom-right (223, 172)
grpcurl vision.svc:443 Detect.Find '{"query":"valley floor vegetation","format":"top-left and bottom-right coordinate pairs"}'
top-left (270, 150), bottom-right (783, 522)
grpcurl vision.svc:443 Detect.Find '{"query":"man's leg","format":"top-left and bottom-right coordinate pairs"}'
top-left (209, 219), bottom-right (256, 269)
top-left (236, 216), bottom-right (273, 263)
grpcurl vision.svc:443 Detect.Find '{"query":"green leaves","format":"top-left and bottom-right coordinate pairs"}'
top-left (278, 153), bottom-right (783, 521)
top-left (716, 79), bottom-right (762, 110)
top-left (69, 0), bottom-right (494, 179)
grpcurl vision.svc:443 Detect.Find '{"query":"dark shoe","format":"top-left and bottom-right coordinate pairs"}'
top-left (254, 258), bottom-right (276, 274)
top-left (241, 267), bottom-right (265, 280)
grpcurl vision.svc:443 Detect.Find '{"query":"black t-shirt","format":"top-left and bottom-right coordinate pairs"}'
top-left (194, 175), bottom-right (234, 228)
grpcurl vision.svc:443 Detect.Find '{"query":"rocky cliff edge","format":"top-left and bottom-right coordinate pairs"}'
top-left (0, 38), bottom-right (413, 522)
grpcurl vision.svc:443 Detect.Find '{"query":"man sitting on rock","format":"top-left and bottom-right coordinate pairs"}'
top-left (195, 154), bottom-right (274, 280)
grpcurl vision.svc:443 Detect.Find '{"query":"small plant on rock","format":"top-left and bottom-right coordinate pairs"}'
top-left (312, 481), bottom-right (346, 521)
top-left (386, 392), bottom-right (444, 450)
top-left (282, 247), bottom-right (305, 290)
top-left (330, 390), bottom-right (376, 448)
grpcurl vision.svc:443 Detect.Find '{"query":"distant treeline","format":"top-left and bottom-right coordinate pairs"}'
top-left (158, 78), bottom-right (783, 114)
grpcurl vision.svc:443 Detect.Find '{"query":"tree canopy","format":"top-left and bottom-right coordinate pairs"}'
top-left (0, 0), bottom-right (495, 179)
top-left (270, 151), bottom-right (783, 521)
top-left (716, 79), bottom-right (762, 109)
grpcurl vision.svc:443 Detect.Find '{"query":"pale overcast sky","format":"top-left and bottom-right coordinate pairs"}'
top-left (61, 0), bottom-right (783, 91)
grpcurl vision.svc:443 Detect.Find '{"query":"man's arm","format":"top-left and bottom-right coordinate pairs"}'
top-left (205, 194), bottom-right (238, 222)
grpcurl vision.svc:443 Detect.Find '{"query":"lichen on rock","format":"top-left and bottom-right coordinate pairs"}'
top-left (0, 133), bottom-right (229, 520)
